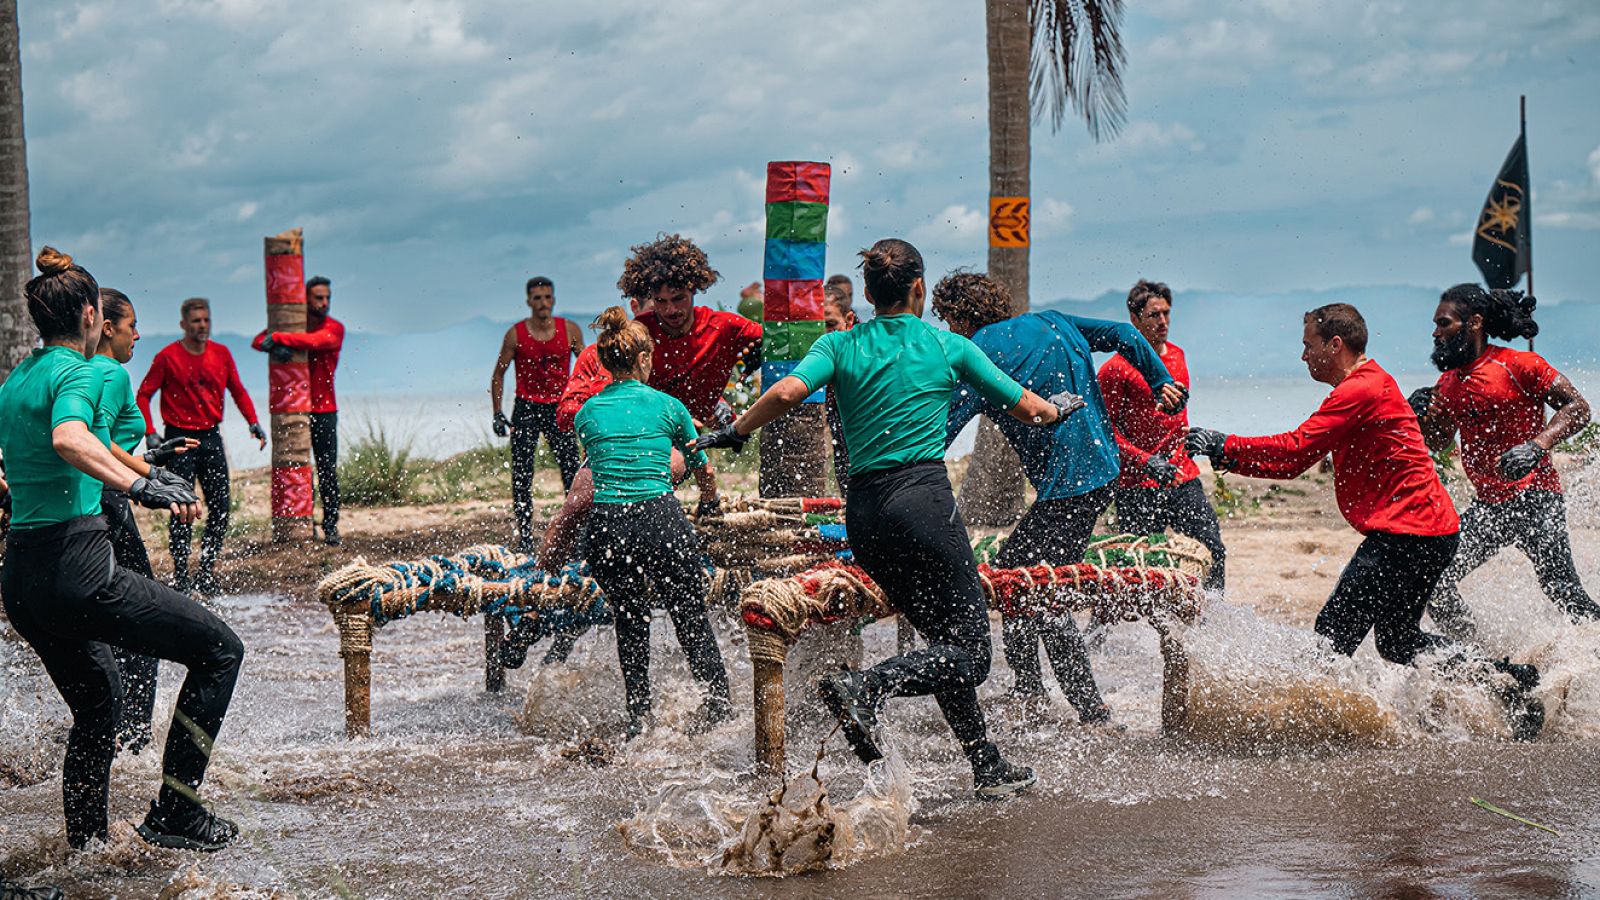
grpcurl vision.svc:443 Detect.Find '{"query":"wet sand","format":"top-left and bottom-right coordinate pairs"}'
top-left (3, 459), bottom-right (1600, 897)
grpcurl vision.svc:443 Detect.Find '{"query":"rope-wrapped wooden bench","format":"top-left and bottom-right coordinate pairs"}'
top-left (739, 534), bottom-right (1213, 773)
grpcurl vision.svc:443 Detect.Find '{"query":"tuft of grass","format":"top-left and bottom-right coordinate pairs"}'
top-left (419, 439), bottom-right (515, 503)
top-left (338, 421), bottom-right (419, 506)
top-left (1558, 422), bottom-right (1600, 455)
top-left (1210, 471), bottom-right (1253, 518)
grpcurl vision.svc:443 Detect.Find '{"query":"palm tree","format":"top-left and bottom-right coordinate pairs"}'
top-left (0, 0), bottom-right (30, 380)
top-left (959, 0), bottom-right (1127, 525)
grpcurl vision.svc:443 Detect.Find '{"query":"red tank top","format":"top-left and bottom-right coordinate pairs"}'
top-left (513, 318), bottom-right (573, 403)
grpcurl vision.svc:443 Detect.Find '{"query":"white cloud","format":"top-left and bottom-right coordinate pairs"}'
top-left (1536, 211), bottom-right (1600, 230)
top-left (1033, 198), bottom-right (1074, 236)
top-left (1447, 231), bottom-right (1474, 246)
top-left (910, 204), bottom-right (986, 246)
top-left (1408, 207), bottom-right (1435, 225)
top-left (236, 202), bottom-right (258, 222)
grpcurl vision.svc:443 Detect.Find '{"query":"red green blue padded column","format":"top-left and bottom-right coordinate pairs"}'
top-left (763, 160), bottom-right (830, 404)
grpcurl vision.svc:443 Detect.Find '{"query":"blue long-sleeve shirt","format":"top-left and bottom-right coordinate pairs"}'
top-left (946, 311), bottom-right (1173, 500)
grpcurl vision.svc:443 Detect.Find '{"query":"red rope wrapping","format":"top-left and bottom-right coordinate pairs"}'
top-left (740, 560), bottom-right (1201, 639)
top-left (800, 497), bottom-right (843, 513)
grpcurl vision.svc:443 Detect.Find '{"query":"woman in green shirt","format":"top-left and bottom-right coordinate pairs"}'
top-left (696, 239), bottom-right (1080, 800)
top-left (575, 307), bottom-right (730, 739)
top-left (0, 248), bottom-right (242, 852)
top-left (92, 288), bottom-right (197, 754)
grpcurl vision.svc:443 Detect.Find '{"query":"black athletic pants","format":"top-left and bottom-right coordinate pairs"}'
top-left (1, 517), bottom-right (244, 847)
top-left (310, 411), bottom-right (340, 530)
top-left (826, 390), bottom-right (850, 486)
top-left (102, 489), bottom-right (159, 745)
top-left (512, 399), bottom-right (581, 547)
top-left (1316, 531), bottom-right (1459, 664)
top-left (585, 494), bottom-right (728, 724)
top-left (163, 426), bottom-right (230, 587)
top-left (1428, 490), bottom-right (1600, 641)
top-left (995, 485), bottom-right (1111, 717)
top-left (846, 462), bottom-right (995, 758)
top-left (1114, 478), bottom-right (1228, 591)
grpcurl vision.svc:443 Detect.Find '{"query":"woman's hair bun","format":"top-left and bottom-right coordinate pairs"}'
top-left (593, 305), bottom-right (629, 335)
top-left (36, 246), bottom-right (73, 276)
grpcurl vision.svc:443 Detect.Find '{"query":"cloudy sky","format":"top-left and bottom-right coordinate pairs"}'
top-left (17, 0), bottom-right (1600, 335)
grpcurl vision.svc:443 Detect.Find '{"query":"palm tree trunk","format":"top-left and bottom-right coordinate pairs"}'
top-left (0, 0), bottom-right (31, 380)
top-left (959, 0), bottom-right (1031, 526)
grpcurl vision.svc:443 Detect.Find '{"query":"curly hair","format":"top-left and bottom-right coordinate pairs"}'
top-left (1440, 283), bottom-right (1538, 341)
top-left (616, 233), bottom-right (721, 300)
top-left (930, 270), bottom-right (1014, 329)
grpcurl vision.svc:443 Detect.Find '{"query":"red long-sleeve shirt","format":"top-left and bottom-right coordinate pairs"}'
top-left (1099, 342), bottom-right (1199, 489)
top-left (556, 344), bottom-right (609, 432)
top-left (136, 340), bottom-right (259, 433)
top-left (555, 306), bottom-right (763, 431)
top-left (1433, 345), bottom-right (1562, 504)
top-left (1223, 359), bottom-right (1458, 537)
top-left (253, 315), bottom-right (345, 413)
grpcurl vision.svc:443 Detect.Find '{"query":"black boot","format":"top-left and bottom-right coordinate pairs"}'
top-left (322, 522), bottom-right (341, 546)
top-left (818, 670), bottom-right (884, 763)
top-left (1491, 658), bottom-right (1544, 742)
top-left (499, 618), bottom-right (548, 670)
top-left (135, 800), bottom-right (239, 852)
top-left (686, 693), bottom-right (734, 734)
top-left (969, 741), bottom-right (1036, 801)
top-left (0, 879), bottom-right (64, 900)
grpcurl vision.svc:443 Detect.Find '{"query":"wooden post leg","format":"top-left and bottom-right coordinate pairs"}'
top-left (896, 616), bottom-right (915, 653)
top-left (337, 610), bottom-right (372, 738)
top-left (1155, 609), bottom-right (1196, 736)
top-left (484, 615), bottom-right (506, 693)
top-left (748, 629), bottom-right (789, 777)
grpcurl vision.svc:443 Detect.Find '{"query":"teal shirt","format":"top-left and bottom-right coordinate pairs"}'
top-left (0, 346), bottom-right (105, 528)
top-left (789, 314), bottom-right (1025, 476)
top-left (89, 354), bottom-right (145, 453)
top-left (575, 379), bottom-right (709, 505)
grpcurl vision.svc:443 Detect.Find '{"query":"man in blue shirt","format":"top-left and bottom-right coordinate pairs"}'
top-left (936, 272), bottom-right (1184, 723)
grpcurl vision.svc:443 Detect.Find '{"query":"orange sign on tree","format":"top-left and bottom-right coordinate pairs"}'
top-left (989, 196), bottom-right (1030, 247)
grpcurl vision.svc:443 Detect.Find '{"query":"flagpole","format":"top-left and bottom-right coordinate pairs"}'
top-left (1521, 94), bottom-right (1533, 351)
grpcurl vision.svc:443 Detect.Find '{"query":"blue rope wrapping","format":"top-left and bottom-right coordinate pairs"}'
top-left (319, 548), bottom-right (610, 628)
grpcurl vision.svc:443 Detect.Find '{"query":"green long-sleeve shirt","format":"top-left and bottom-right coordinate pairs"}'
top-left (90, 354), bottom-right (146, 454)
top-left (0, 346), bottom-right (105, 528)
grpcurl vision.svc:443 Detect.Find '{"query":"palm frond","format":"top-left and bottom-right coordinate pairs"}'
top-left (1029, 0), bottom-right (1127, 141)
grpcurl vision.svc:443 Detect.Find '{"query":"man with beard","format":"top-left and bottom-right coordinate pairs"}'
top-left (1187, 303), bottom-right (1544, 740)
top-left (1413, 284), bottom-right (1598, 641)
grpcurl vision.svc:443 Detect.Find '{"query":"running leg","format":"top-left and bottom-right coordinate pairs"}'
top-left (192, 431), bottom-right (231, 594)
top-left (1514, 491), bottom-right (1600, 622)
top-left (309, 411), bottom-right (340, 538)
top-left (510, 399), bottom-right (539, 552)
top-left (1428, 502), bottom-right (1514, 642)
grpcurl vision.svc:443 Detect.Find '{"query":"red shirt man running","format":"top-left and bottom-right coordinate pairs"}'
top-left (490, 276), bottom-right (585, 550)
top-left (1098, 279), bottom-right (1225, 591)
top-left (1186, 302), bottom-right (1543, 740)
top-left (137, 297), bottom-right (263, 595)
top-left (1415, 284), bottom-right (1598, 641)
top-left (251, 275), bottom-right (346, 544)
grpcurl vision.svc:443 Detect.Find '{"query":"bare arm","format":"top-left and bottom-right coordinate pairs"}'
top-left (567, 319), bottom-right (586, 354)
top-left (490, 327), bottom-right (517, 416)
top-left (1418, 397), bottom-right (1457, 453)
top-left (109, 442), bottom-right (153, 478)
top-left (54, 421), bottom-right (140, 491)
top-left (1536, 375), bottom-right (1591, 451)
top-left (732, 376), bottom-right (813, 435)
top-left (1007, 389), bottom-right (1062, 426)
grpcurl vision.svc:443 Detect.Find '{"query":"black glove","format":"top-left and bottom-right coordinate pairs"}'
top-left (146, 432), bottom-right (162, 453)
top-left (1144, 455), bottom-right (1180, 486)
top-left (1046, 390), bottom-right (1087, 422)
top-left (691, 423), bottom-right (749, 454)
top-left (128, 475), bottom-right (199, 510)
top-left (493, 411), bottom-right (510, 438)
top-left (142, 436), bottom-right (189, 466)
top-left (695, 496), bottom-right (723, 519)
top-left (711, 399), bottom-right (735, 428)
top-left (270, 345), bottom-right (294, 364)
top-left (1407, 386), bottom-right (1435, 420)
top-left (258, 334), bottom-right (277, 354)
top-left (146, 466), bottom-right (193, 492)
top-left (249, 423), bottom-right (267, 443)
top-left (1161, 384), bottom-right (1190, 415)
top-left (1497, 441), bottom-right (1546, 481)
top-left (1185, 427), bottom-right (1231, 468)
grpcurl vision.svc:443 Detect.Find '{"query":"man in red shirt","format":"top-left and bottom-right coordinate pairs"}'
top-left (1099, 279), bottom-right (1225, 591)
top-left (137, 297), bottom-right (265, 595)
top-left (501, 235), bottom-right (757, 668)
top-left (252, 275), bottom-right (346, 545)
top-left (489, 276), bottom-right (585, 551)
top-left (1186, 303), bottom-right (1543, 739)
top-left (1415, 284), bottom-right (1598, 641)
top-left (822, 282), bottom-right (857, 484)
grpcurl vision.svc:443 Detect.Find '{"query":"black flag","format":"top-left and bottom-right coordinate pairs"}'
top-left (1472, 134), bottom-right (1530, 290)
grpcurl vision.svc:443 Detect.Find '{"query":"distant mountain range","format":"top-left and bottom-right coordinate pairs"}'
top-left (123, 286), bottom-right (1598, 403)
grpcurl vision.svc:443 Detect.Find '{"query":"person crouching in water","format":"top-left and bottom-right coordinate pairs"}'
top-left (696, 239), bottom-right (1079, 799)
top-left (575, 306), bottom-right (732, 739)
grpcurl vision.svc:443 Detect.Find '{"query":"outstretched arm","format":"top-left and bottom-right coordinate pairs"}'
top-left (1536, 375), bottom-right (1591, 451)
top-left (490, 327), bottom-right (517, 418)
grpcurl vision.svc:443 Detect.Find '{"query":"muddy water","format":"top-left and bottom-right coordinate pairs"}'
top-left (5, 545), bottom-right (1600, 897)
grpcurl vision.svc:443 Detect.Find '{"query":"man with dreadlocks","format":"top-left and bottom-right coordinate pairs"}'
top-left (932, 270), bottom-right (1185, 726)
top-left (1414, 284), bottom-right (1598, 641)
top-left (498, 234), bottom-right (761, 668)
